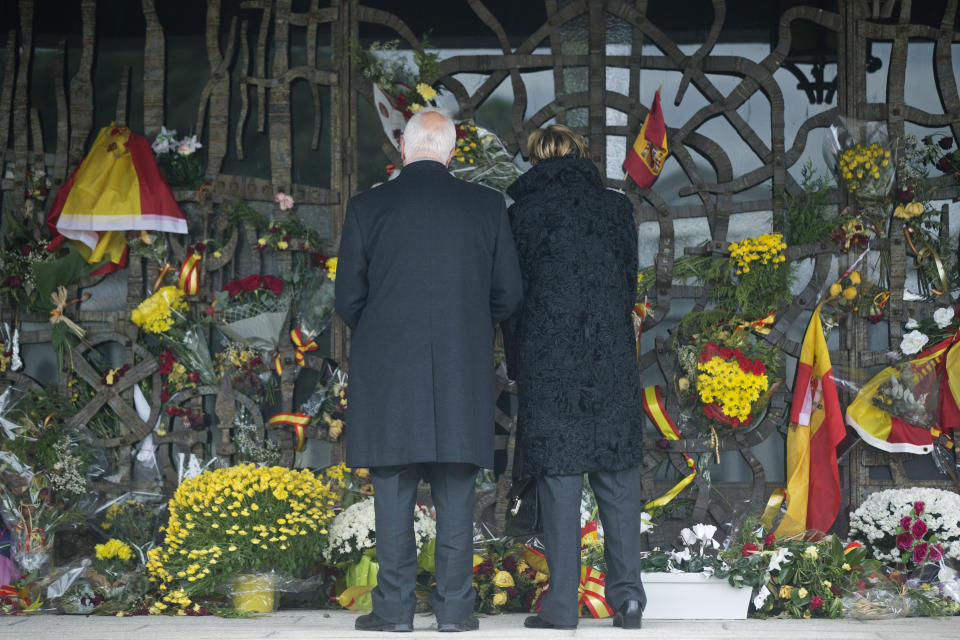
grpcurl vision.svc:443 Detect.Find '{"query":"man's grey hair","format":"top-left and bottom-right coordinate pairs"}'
top-left (402, 108), bottom-right (456, 160)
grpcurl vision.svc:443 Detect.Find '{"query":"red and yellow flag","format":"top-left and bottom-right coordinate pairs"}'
top-left (846, 328), bottom-right (960, 453)
top-left (623, 88), bottom-right (668, 188)
top-left (776, 303), bottom-right (846, 538)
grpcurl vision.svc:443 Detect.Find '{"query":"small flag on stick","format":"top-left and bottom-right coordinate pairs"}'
top-left (623, 88), bottom-right (668, 189)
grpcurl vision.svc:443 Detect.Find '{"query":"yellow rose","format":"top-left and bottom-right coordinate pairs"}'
top-left (905, 202), bottom-right (924, 217)
top-left (842, 286), bottom-right (858, 301)
top-left (257, 237), bottom-right (267, 246)
top-left (492, 591), bottom-right (507, 607)
top-left (277, 241), bottom-right (289, 250)
top-left (803, 545), bottom-right (818, 560)
top-left (493, 570), bottom-right (515, 588)
top-left (848, 271), bottom-right (860, 285)
top-left (829, 282), bottom-right (843, 298)
top-left (779, 585), bottom-right (792, 599)
top-left (409, 103), bottom-right (424, 114)
top-left (534, 571), bottom-right (549, 584)
top-left (798, 587), bottom-right (808, 598)
top-left (842, 563), bottom-right (851, 571)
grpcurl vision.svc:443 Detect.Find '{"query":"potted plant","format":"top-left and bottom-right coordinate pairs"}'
top-left (145, 464), bottom-right (345, 614)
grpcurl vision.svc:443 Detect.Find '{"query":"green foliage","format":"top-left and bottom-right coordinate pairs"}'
top-left (777, 161), bottom-right (837, 246)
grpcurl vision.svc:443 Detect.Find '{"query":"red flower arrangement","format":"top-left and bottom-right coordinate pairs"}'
top-left (222, 274), bottom-right (283, 298)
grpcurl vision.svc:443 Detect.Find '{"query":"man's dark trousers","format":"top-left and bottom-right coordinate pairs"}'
top-left (369, 463), bottom-right (478, 626)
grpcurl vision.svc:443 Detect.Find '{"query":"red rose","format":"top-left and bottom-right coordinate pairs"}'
top-left (159, 350), bottom-right (177, 374)
top-left (261, 275), bottom-right (283, 296)
top-left (224, 279), bottom-right (244, 297)
top-left (741, 542), bottom-right (759, 557)
top-left (896, 532), bottom-right (914, 550)
top-left (764, 532), bottom-right (776, 546)
top-left (912, 542), bottom-right (929, 564)
top-left (188, 372), bottom-right (200, 383)
top-left (239, 274), bottom-right (261, 292)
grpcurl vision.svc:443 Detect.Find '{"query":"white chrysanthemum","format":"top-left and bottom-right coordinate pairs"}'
top-left (323, 498), bottom-right (436, 565)
top-left (933, 307), bottom-right (955, 329)
top-left (849, 487), bottom-right (960, 563)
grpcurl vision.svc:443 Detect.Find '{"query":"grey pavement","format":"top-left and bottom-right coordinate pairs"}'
top-left (0, 611), bottom-right (958, 640)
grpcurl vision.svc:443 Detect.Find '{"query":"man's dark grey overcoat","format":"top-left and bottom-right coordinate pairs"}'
top-left (335, 160), bottom-right (523, 469)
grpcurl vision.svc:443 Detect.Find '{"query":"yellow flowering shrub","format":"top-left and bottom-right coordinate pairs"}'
top-left (131, 286), bottom-right (187, 333)
top-left (146, 464), bottom-right (346, 597)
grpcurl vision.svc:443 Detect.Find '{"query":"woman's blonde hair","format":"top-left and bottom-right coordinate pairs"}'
top-left (527, 124), bottom-right (588, 165)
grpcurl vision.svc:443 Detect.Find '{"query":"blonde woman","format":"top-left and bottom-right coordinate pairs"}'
top-left (502, 125), bottom-right (646, 630)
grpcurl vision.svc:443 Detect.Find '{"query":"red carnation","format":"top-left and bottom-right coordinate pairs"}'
top-left (809, 596), bottom-right (823, 611)
top-left (751, 359), bottom-right (766, 376)
top-left (929, 544), bottom-right (945, 563)
top-left (896, 532), bottom-right (914, 550)
top-left (913, 501), bottom-right (925, 516)
top-left (900, 516), bottom-right (913, 531)
top-left (502, 556), bottom-right (517, 572)
top-left (741, 542), bottom-right (759, 557)
top-left (764, 533), bottom-right (776, 546)
top-left (913, 542), bottom-right (929, 564)
top-left (159, 350), bottom-right (177, 374)
top-left (239, 274), bottom-right (261, 292)
top-left (719, 347), bottom-right (734, 360)
top-left (734, 353), bottom-right (752, 373)
top-left (911, 519), bottom-right (928, 539)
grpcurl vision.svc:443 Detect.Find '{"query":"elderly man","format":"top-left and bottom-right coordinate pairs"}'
top-left (335, 109), bottom-right (522, 633)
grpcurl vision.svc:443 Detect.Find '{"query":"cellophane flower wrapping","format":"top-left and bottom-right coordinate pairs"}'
top-left (449, 123), bottom-right (523, 192)
top-left (214, 280), bottom-right (295, 352)
top-left (295, 266), bottom-right (336, 346)
top-left (823, 117), bottom-right (896, 231)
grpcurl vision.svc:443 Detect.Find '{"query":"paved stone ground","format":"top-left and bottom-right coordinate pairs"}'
top-left (0, 611), bottom-right (957, 640)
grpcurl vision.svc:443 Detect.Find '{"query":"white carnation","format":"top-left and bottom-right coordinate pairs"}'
top-left (933, 307), bottom-right (955, 329)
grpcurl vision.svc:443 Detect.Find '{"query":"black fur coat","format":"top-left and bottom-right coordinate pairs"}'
top-left (502, 157), bottom-right (644, 476)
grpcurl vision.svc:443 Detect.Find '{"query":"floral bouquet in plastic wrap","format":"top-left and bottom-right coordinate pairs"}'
top-left (449, 122), bottom-right (523, 192)
top-left (824, 117), bottom-right (896, 235)
top-left (298, 361), bottom-right (348, 442)
top-left (288, 256), bottom-right (337, 370)
top-left (209, 274), bottom-right (294, 355)
top-left (131, 285), bottom-right (216, 385)
top-left (843, 306), bottom-right (960, 459)
top-left (151, 125), bottom-right (204, 189)
top-left (323, 497), bottom-right (436, 612)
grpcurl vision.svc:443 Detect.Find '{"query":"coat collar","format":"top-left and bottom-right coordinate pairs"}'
top-left (507, 157), bottom-right (603, 202)
top-left (398, 159), bottom-right (451, 178)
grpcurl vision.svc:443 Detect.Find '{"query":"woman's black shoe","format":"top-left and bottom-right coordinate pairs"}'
top-left (523, 615), bottom-right (577, 630)
top-left (612, 599), bottom-right (642, 629)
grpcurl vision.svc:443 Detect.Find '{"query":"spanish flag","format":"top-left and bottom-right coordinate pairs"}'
top-left (846, 328), bottom-right (960, 453)
top-left (623, 88), bottom-right (668, 188)
top-left (775, 303), bottom-right (846, 538)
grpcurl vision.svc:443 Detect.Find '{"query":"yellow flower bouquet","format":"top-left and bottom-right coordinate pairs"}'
top-left (146, 464), bottom-right (346, 603)
top-left (824, 118), bottom-right (896, 233)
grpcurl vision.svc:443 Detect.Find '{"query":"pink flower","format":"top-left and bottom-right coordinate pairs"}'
top-left (900, 516), bottom-right (913, 531)
top-left (896, 532), bottom-right (914, 550)
top-left (929, 544), bottom-right (945, 563)
top-left (911, 519), bottom-right (927, 539)
top-left (914, 501), bottom-right (925, 516)
top-left (274, 192), bottom-right (295, 211)
top-left (913, 542), bottom-right (929, 564)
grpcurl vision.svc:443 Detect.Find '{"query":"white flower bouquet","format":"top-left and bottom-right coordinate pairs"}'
top-left (848, 487), bottom-right (960, 565)
top-left (323, 497), bottom-right (435, 568)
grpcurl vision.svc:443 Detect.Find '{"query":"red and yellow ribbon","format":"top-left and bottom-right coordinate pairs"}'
top-left (268, 412), bottom-right (309, 451)
top-left (274, 353), bottom-right (284, 376)
top-left (290, 328), bottom-right (319, 367)
top-left (153, 261), bottom-right (173, 293)
top-left (641, 385), bottom-right (697, 510)
top-left (177, 251), bottom-right (202, 295)
top-left (633, 300), bottom-right (651, 359)
top-left (578, 565), bottom-right (614, 619)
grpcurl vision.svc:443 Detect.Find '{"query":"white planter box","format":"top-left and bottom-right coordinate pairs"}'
top-left (642, 572), bottom-right (752, 619)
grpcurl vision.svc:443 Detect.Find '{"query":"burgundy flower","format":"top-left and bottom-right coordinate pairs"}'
top-left (929, 544), bottom-right (944, 563)
top-left (900, 516), bottom-right (913, 531)
top-left (809, 596), bottom-right (823, 611)
top-left (159, 350), bottom-right (177, 374)
top-left (506, 587), bottom-right (519, 598)
top-left (283, 233), bottom-right (291, 242)
top-left (911, 519), bottom-right (927, 539)
top-left (764, 533), bottom-right (776, 546)
top-left (914, 501), bottom-right (925, 516)
top-left (829, 585), bottom-right (842, 596)
top-left (913, 542), bottom-right (929, 564)
top-left (20, 245), bottom-right (33, 256)
top-left (161, 390), bottom-right (171, 402)
top-left (309, 252), bottom-right (328, 267)
top-left (741, 542), bottom-right (759, 557)
top-left (868, 313), bottom-right (884, 324)
top-left (655, 438), bottom-right (670, 449)
top-left (896, 532), bottom-right (914, 550)
top-left (395, 94), bottom-right (408, 109)
top-left (261, 275), bottom-right (284, 296)
top-left (3, 276), bottom-right (21, 287)
top-left (895, 186), bottom-right (915, 203)
top-left (474, 559), bottom-right (494, 576)
top-left (239, 274), bottom-right (261, 292)
top-left (224, 279), bottom-right (244, 297)
top-left (939, 136), bottom-right (954, 150)
top-left (502, 556), bottom-right (517, 572)
top-left (188, 372), bottom-right (200, 383)
top-left (193, 242), bottom-right (207, 253)
top-left (937, 156), bottom-right (953, 172)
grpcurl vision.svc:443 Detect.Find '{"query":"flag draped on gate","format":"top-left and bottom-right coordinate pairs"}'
top-left (776, 304), bottom-right (847, 538)
top-left (846, 328), bottom-right (960, 453)
top-left (623, 88), bottom-right (668, 188)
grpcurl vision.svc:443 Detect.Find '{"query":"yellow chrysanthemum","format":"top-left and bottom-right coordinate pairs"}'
top-left (415, 83), bottom-right (438, 102)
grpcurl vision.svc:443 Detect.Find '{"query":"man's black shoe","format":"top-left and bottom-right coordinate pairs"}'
top-left (437, 616), bottom-right (480, 632)
top-left (523, 614), bottom-right (577, 630)
top-left (354, 612), bottom-right (413, 632)
top-left (612, 598), bottom-right (643, 629)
